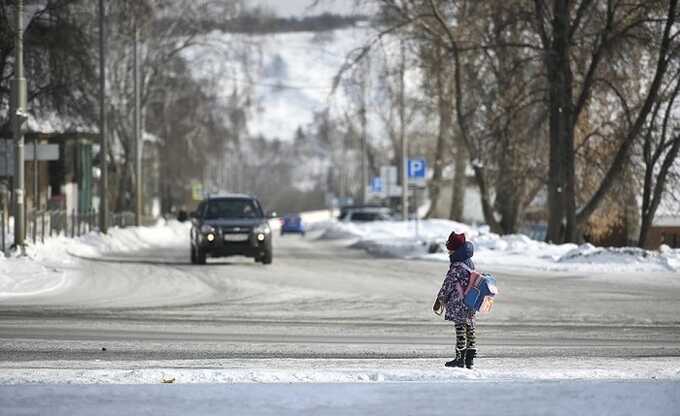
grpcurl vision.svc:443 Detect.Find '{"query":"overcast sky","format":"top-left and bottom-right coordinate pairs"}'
top-left (252, 0), bottom-right (359, 17)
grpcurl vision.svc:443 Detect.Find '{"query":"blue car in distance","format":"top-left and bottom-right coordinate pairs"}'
top-left (281, 214), bottom-right (305, 236)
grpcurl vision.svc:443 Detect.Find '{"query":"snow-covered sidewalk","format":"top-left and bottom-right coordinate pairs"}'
top-left (2, 357), bottom-right (679, 384)
top-left (5, 357), bottom-right (676, 415)
top-left (2, 380), bottom-right (678, 416)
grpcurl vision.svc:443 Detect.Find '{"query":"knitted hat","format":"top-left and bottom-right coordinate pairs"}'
top-left (446, 231), bottom-right (465, 252)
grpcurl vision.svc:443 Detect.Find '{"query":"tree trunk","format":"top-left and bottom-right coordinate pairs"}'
top-left (450, 135), bottom-right (466, 221)
top-left (428, 0), bottom-right (500, 231)
top-left (427, 41), bottom-right (451, 219)
top-left (545, 0), bottom-right (574, 243)
top-left (427, 123), bottom-right (447, 218)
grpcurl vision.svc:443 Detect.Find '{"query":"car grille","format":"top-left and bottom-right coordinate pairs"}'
top-left (220, 226), bottom-right (253, 234)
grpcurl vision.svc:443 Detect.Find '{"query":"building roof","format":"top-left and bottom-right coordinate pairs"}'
top-left (652, 215), bottom-right (680, 227)
top-left (0, 107), bottom-right (96, 138)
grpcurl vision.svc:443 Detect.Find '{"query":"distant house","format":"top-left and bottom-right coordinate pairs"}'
top-left (0, 110), bottom-right (97, 218)
top-left (645, 215), bottom-right (680, 249)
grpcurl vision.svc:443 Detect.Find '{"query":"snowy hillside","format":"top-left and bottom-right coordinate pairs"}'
top-left (185, 26), bottom-right (372, 142)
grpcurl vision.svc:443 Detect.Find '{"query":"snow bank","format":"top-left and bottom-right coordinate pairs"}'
top-left (2, 357), bottom-right (679, 384)
top-left (316, 219), bottom-right (680, 273)
top-left (0, 219), bottom-right (191, 299)
top-left (62, 219), bottom-right (190, 259)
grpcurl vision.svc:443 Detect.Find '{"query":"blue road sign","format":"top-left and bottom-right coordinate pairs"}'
top-left (408, 159), bottom-right (427, 179)
top-left (371, 176), bottom-right (383, 192)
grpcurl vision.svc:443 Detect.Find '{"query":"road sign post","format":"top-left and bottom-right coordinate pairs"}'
top-left (407, 159), bottom-right (427, 239)
top-left (369, 176), bottom-right (383, 199)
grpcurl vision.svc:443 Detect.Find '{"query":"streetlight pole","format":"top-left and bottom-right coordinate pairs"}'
top-left (99, 0), bottom-right (108, 233)
top-left (134, 20), bottom-right (142, 227)
top-left (360, 106), bottom-right (367, 205)
top-left (399, 41), bottom-right (408, 222)
top-left (11, 0), bottom-right (27, 251)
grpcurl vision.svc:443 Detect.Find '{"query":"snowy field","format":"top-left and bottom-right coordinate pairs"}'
top-left (1, 214), bottom-right (679, 415)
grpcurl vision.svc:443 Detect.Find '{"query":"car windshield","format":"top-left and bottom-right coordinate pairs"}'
top-left (203, 199), bottom-right (262, 220)
top-left (350, 212), bottom-right (381, 222)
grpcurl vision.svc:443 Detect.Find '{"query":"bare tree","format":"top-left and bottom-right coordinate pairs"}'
top-left (1, 1), bottom-right (97, 134)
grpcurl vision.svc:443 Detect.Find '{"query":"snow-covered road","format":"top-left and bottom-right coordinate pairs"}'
top-left (2, 232), bottom-right (680, 363)
top-left (1, 222), bottom-right (679, 414)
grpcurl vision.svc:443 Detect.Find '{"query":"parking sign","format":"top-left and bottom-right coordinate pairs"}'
top-left (371, 177), bottom-right (383, 193)
top-left (408, 159), bottom-right (427, 184)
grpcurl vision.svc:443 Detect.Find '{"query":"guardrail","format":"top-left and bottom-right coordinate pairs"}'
top-left (0, 209), bottom-right (139, 253)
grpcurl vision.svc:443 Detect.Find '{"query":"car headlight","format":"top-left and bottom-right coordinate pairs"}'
top-left (254, 223), bottom-right (271, 235)
top-left (200, 224), bottom-right (215, 234)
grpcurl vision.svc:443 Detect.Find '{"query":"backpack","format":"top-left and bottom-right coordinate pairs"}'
top-left (455, 263), bottom-right (498, 313)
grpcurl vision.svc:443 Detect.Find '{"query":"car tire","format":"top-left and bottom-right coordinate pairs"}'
top-left (261, 248), bottom-right (273, 265)
top-left (190, 245), bottom-right (197, 264)
top-left (196, 247), bottom-right (207, 265)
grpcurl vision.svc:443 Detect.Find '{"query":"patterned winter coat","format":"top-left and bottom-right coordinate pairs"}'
top-left (437, 241), bottom-right (476, 324)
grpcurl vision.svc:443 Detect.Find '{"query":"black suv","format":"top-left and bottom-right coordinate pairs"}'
top-left (190, 195), bottom-right (273, 264)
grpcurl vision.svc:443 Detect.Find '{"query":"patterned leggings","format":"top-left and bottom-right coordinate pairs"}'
top-left (454, 322), bottom-right (476, 351)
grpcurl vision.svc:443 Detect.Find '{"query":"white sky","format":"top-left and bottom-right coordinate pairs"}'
top-left (252, 0), bottom-right (358, 17)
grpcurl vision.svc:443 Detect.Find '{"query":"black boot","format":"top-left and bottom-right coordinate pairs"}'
top-left (445, 349), bottom-right (466, 368)
top-left (465, 348), bottom-right (476, 369)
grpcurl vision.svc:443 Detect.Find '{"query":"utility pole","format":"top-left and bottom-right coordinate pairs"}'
top-left (399, 41), bottom-right (408, 222)
top-left (134, 20), bottom-right (142, 227)
top-left (360, 61), bottom-right (368, 205)
top-left (99, 0), bottom-right (109, 233)
top-left (11, 0), bottom-right (27, 251)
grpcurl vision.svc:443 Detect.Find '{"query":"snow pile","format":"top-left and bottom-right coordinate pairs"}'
top-left (317, 219), bottom-right (468, 247)
top-left (62, 219), bottom-right (190, 259)
top-left (2, 357), bottom-right (679, 384)
top-left (7, 219), bottom-right (192, 262)
top-left (316, 219), bottom-right (680, 273)
top-left (557, 243), bottom-right (680, 271)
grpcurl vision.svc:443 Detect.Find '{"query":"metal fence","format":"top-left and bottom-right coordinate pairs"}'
top-left (1, 209), bottom-right (137, 253)
top-left (1, 209), bottom-right (7, 254)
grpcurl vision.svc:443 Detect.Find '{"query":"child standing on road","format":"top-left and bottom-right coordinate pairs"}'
top-left (433, 231), bottom-right (478, 369)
